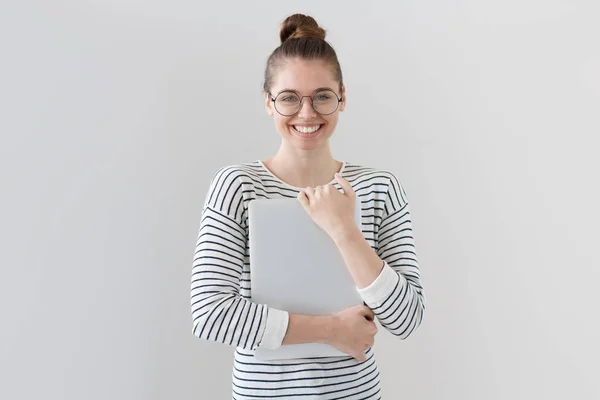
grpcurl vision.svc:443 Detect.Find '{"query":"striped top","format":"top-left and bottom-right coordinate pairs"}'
top-left (190, 160), bottom-right (426, 399)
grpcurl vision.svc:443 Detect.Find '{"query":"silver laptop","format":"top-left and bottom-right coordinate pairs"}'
top-left (248, 197), bottom-right (363, 361)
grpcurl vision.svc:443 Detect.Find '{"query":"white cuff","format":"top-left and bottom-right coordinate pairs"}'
top-left (357, 261), bottom-right (400, 307)
top-left (256, 308), bottom-right (289, 350)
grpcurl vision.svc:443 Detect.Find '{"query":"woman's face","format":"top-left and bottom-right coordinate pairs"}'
top-left (265, 58), bottom-right (345, 152)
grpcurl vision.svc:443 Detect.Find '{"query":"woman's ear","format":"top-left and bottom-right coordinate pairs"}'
top-left (339, 86), bottom-right (346, 112)
top-left (264, 92), bottom-right (274, 116)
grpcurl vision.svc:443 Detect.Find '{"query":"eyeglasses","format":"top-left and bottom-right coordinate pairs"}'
top-left (269, 89), bottom-right (342, 116)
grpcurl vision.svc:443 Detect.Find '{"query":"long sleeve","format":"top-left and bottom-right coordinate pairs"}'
top-left (190, 167), bottom-right (289, 350)
top-left (357, 172), bottom-right (426, 339)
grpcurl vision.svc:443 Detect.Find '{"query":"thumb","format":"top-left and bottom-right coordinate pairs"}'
top-left (335, 173), bottom-right (355, 198)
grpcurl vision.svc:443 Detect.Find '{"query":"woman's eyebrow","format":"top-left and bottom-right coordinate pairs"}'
top-left (313, 87), bottom-right (336, 92)
top-left (279, 87), bottom-right (336, 94)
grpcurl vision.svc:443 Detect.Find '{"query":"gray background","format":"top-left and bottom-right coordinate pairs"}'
top-left (1, 1), bottom-right (599, 399)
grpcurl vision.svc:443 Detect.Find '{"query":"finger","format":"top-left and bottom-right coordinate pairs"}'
top-left (371, 323), bottom-right (378, 334)
top-left (334, 173), bottom-right (355, 198)
top-left (304, 187), bottom-right (315, 200)
top-left (367, 322), bottom-right (378, 336)
top-left (297, 190), bottom-right (309, 209)
top-left (354, 351), bottom-right (367, 362)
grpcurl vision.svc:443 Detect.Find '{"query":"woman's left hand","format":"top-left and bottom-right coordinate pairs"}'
top-left (297, 173), bottom-right (357, 241)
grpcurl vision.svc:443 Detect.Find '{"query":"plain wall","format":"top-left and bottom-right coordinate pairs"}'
top-left (1, 1), bottom-right (599, 399)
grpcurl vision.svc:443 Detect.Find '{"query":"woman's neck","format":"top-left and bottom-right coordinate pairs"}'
top-left (263, 147), bottom-right (342, 189)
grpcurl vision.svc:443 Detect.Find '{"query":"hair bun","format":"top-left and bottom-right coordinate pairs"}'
top-left (279, 14), bottom-right (326, 44)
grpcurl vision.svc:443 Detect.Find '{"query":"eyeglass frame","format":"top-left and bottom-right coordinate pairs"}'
top-left (268, 88), bottom-right (343, 116)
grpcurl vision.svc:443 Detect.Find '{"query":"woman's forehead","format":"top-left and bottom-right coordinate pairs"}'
top-left (272, 59), bottom-right (338, 93)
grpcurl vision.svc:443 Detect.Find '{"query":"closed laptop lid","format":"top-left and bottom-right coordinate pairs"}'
top-left (248, 197), bottom-right (363, 316)
top-left (248, 197), bottom-right (364, 360)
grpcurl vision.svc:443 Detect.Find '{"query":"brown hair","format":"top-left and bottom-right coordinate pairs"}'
top-left (263, 14), bottom-right (344, 95)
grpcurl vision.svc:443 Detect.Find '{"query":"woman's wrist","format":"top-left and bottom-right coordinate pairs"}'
top-left (321, 315), bottom-right (339, 345)
top-left (282, 314), bottom-right (338, 345)
top-left (328, 221), bottom-right (362, 245)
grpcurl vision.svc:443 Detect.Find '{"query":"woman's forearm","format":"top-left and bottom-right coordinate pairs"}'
top-left (331, 224), bottom-right (385, 289)
top-left (281, 313), bottom-right (335, 345)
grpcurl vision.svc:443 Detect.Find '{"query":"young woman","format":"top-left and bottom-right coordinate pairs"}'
top-left (191, 13), bottom-right (426, 400)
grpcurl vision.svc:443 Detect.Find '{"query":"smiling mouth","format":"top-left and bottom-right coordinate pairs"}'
top-left (291, 124), bottom-right (323, 137)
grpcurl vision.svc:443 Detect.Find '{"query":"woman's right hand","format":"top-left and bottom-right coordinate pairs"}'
top-left (327, 305), bottom-right (378, 361)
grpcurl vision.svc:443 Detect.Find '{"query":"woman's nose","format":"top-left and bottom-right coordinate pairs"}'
top-left (297, 98), bottom-right (317, 118)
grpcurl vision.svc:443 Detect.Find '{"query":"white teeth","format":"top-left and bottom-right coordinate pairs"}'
top-left (294, 125), bottom-right (321, 133)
